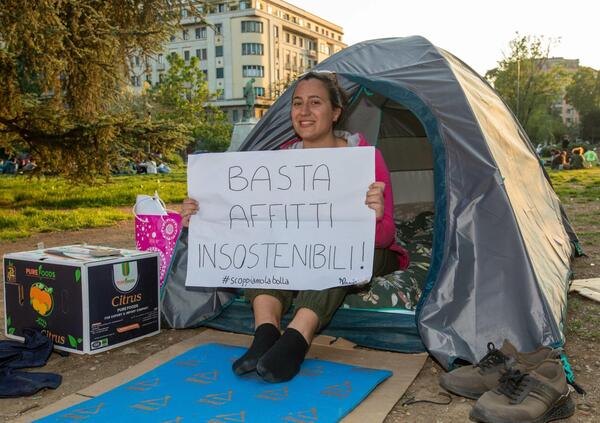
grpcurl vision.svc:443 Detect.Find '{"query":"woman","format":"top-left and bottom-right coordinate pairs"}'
top-left (182, 71), bottom-right (407, 382)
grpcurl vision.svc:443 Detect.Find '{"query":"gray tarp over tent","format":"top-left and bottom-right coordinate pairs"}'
top-left (163, 36), bottom-right (577, 369)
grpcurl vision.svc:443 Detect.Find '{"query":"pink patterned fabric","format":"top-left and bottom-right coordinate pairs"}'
top-left (135, 212), bottom-right (182, 286)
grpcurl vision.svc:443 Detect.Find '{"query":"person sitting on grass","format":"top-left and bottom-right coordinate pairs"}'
top-left (569, 148), bottom-right (584, 170)
top-left (583, 148), bottom-right (598, 168)
top-left (181, 71), bottom-right (408, 383)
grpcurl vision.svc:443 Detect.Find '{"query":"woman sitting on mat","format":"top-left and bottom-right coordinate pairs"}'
top-left (181, 71), bottom-right (408, 382)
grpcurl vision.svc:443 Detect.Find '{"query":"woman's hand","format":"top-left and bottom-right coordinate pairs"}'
top-left (181, 198), bottom-right (199, 227)
top-left (365, 182), bottom-right (385, 220)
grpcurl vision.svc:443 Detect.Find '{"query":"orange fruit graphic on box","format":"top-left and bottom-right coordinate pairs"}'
top-left (30, 283), bottom-right (54, 316)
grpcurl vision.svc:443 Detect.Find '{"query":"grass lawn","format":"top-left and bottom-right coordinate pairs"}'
top-left (0, 166), bottom-right (598, 242)
top-left (0, 170), bottom-right (187, 240)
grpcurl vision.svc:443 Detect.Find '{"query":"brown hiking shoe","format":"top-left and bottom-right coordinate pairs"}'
top-left (439, 341), bottom-right (558, 399)
top-left (469, 359), bottom-right (574, 423)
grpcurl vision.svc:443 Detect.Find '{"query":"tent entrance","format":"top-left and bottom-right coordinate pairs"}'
top-left (337, 90), bottom-right (435, 316)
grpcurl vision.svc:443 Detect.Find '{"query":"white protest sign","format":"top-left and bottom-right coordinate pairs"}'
top-left (185, 147), bottom-right (375, 290)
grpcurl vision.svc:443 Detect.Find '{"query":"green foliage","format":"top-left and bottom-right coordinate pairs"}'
top-left (565, 67), bottom-right (600, 117)
top-left (581, 109), bottom-right (600, 143)
top-left (564, 67), bottom-right (600, 142)
top-left (147, 54), bottom-right (232, 152)
top-left (0, 1), bottom-right (203, 181)
top-left (486, 34), bottom-right (569, 143)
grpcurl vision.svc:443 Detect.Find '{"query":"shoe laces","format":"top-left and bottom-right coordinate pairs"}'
top-left (497, 368), bottom-right (529, 401)
top-left (475, 342), bottom-right (510, 370)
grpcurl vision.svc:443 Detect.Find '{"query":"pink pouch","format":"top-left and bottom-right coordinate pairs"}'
top-left (135, 212), bottom-right (182, 286)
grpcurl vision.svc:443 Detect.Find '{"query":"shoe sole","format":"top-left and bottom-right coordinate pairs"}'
top-left (469, 394), bottom-right (575, 423)
top-left (439, 377), bottom-right (485, 400)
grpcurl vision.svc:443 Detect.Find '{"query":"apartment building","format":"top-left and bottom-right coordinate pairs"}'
top-left (130, 0), bottom-right (346, 122)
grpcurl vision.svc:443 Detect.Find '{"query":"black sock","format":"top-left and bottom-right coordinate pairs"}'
top-left (232, 323), bottom-right (280, 376)
top-left (256, 328), bottom-right (309, 383)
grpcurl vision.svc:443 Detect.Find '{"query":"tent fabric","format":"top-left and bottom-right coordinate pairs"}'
top-left (161, 228), bottom-right (236, 329)
top-left (233, 36), bottom-right (575, 368)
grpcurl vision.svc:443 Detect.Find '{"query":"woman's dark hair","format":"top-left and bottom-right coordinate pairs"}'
top-left (296, 71), bottom-right (348, 126)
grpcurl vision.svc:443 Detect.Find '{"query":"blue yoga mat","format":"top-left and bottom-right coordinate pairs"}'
top-left (37, 343), bottom-right (392, 422)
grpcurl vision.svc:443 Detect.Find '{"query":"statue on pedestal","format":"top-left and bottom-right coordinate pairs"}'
top-left (243, 78), bottom-right (256, 120)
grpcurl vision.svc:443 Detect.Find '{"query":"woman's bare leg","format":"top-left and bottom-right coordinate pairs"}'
top-left (287, 307), bottom-right (319, 343)
top-left (252, 294), bottom-right (284, 329)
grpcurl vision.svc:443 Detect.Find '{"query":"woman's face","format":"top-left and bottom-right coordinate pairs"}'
top-left (291, 79), bottom-right (341, 143)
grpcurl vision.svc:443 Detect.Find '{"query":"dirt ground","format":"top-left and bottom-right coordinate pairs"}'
top-left (0, 203), bottom-right (598, 422)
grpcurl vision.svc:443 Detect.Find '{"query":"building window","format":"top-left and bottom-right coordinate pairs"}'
top-left (182, 29), bottom-right (189, 40)
top-left (240, 1), bottom-right (250, 10)
top-left (195, 27), bottom-right (207, 39)
top-left (242, 43), bottom-right (264, 55)
top-left (181, 9), bottom-right (188, 17)
top-left (217, 3), bottom-right (225, 13)
top-left (215, 46), bottom-right (223, 57)
top-left (158, 54), bottom-right (163, 64)
top-left (274, 26), bottom-right (279, 38)
top-left (170, 35), bottom-right (176, 42)
top-left (299, 38), bottom-right (303, 48)
top-left (216, 67), bottom-right (224, 78)
top-left (131, 75), bottom-right (140, 87)
top-left (233, 109), bottom-right (239, 122)
top-left (243, 65), bottom-right (264, 77)
top-left (202, 69), bottom-right (208, 79)
top-left (184, 50), bottom-right (190, 61)
top-left (254, 87), bottom-right (265, 97)
top-left (241, 21), bottom-right (263, 33)
top-left (292, 35), bottom-right (297, 45)
top-left (285, 33), bottom-right (290, 43)
top-left (214, 23), bottom-right (222, 34)
top-left (196, 48), bottom-right (207, 60)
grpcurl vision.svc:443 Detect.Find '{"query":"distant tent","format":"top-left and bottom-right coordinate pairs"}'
top-left (163, 36), bottom-right (578, 368)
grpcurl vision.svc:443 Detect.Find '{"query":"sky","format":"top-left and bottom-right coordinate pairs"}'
top-left (292, 0), bottom-right (599, 76)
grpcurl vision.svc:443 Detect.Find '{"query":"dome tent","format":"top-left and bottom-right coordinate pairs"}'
top-left (163, 36), bottom-right (578, 369)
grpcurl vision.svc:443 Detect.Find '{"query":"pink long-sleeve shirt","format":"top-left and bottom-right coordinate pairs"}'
top-left (280, 132), bottom-right (410, 270)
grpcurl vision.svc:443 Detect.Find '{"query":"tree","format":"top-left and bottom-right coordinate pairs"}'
top-left (147, 53), bottom-right (231, 152)
top-left (581, 109), bottom-right (600, 143)
top-left (0, 0), bottom-right (206, 180)
top-left (485, 34), bottom-right (569, 143)
top-left (565, 67), bottom-right (600, 117)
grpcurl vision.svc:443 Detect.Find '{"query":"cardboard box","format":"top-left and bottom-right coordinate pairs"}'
top-left (3, 245), bottom-right (160, 354)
